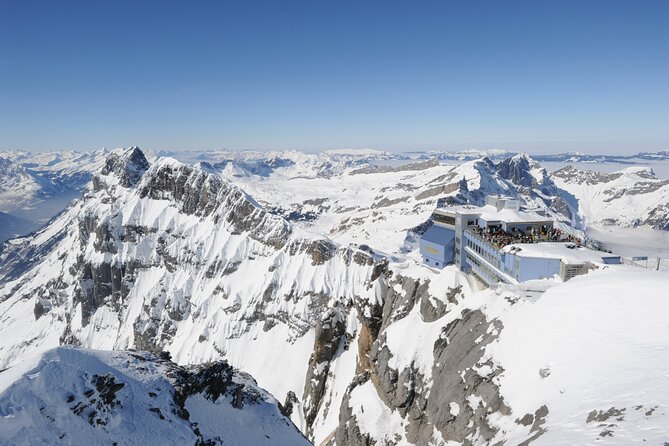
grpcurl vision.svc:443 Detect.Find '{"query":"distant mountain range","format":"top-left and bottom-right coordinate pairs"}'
top-left (1, 147), bottom-right (668, 444)
top-left (379, 149), bottom-right (669, 163)
top-left (1, 148), bottom-right (668, 244)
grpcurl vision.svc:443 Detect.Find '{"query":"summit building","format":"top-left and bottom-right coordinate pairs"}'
top-left (420, 196), bottom-right (621, 285)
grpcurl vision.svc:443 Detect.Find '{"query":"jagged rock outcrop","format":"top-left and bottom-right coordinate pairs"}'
top-left (0, 148), bottom-right (385, 443)
top-left (3, 148), bottom-right (668, 445)
top-left (99, 146), bottom-right (150, 188)
top-left (330, 271), bottom-right (513, 445)
top-left (0, 347), bottom-right (311, 445)
top-left (334, 373), bottom-right (378, 446)
top-left (303, 305), bottom-right (348, 436)
top-left (496, 153), bottom-right (542, 189)
top-left (551, 164), bottom-right (669, 230)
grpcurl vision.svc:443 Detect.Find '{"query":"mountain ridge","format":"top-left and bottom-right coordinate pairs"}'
top-left (1, 148), bottom-right (668, 445)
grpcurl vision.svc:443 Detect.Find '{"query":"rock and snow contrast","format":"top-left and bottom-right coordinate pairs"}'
top-left (0, 150), bottom-right (108, 241)
top-left (0, 347), bottom-right (309, 446)
top-left (552, 164), bottom-right (669, 230)
top-left (0, 147), bottom-right (668, 445)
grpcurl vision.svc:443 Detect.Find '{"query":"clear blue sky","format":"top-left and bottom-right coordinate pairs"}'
top-left (1, 0), bottom-right (667, 153)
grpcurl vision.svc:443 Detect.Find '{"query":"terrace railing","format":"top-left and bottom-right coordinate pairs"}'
top-left (466, 226), bottom-right (578, 250)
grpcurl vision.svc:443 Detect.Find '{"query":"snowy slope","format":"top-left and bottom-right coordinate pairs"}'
top-left (0, 150), bottom-right (107, 236)
top-left (0, 346), bottom-right (310, 446)
top-left (336, 264), bottom-right (669, 446)
top-left (0, 157), bottom-right (49, 212)
top-left (1, 148), bottom-right (668, 445)
top-left (486, 268), bottom-right (669, 445)
top-left (0, 147), bottom-right (382, 437)
top-left (552, 165), bottom-right (669, 230)
top-left (234, 154), bottom-right (575, 257)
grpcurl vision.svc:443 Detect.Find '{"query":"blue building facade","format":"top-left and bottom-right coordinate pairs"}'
top-left (419, 196), bottom-right (621, 285)
top-left (501, 252), bottom-right (561, 283)
top-left (419, 224), bottom-right (455, 268)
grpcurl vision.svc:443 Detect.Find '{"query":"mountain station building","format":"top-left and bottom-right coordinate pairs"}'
top-left (420, 195), bottom-right (621, 285)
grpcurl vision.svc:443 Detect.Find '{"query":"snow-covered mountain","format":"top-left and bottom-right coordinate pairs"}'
top-left (0, 150), bottom-right (108, 241)
top-left (0, 149), bottom-right (108, 189)
top-left (533, 149), bottom-right (669, 164)
top-left (2, 146), bottom-right (667, 241)
top-left (0, 346), bottom-right (310, 446)
top-left (552, 165), bottom-right (669, 230)
top-left (234, 153), bottom-right (576, 256)
top-left (1, 147), bottom-right (668, 445)
top-left (0, 156), bottom-right (53, 211)
top-left (0, 150), bottom-right (107, 206)
top-left (153, 148), bottom-right (396, 179)
top-left (0, 147), bottom-right (385, 442)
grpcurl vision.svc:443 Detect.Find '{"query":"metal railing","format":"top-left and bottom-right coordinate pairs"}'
top-left (466, 226), bottom-right (577, 250)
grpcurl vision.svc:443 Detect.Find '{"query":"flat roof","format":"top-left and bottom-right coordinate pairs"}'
top-left (421, 224), bottom-right (454, 244)
top-left (436, 204), bottom-right (552, 223)
top-left (433, 205), bottom-right (477, 215)
top-left (502, 242), bottom-right (619, 265)
top-left (478, 205), bottom-right (552, 223)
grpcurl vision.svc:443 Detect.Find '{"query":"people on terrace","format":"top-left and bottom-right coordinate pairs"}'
top-left (469, 225), bottom-right (580, 249)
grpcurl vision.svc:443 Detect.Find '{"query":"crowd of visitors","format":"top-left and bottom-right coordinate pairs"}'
top-left (469, 225), bottom-right (581, 249)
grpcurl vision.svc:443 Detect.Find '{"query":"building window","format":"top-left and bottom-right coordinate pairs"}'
top-left (432, 213), bottom-right (455, 226)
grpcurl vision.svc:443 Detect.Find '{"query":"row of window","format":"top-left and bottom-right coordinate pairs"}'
top-left (465, 236), bottom-right (500, 268)
top-left (432, 213), bottom-right (455, 226)
top-left (466, 253), bottom-right (502, 285)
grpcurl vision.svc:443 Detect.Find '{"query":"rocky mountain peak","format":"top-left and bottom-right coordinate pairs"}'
top-left (0, 347), bottom-right (311, 446)
top-left (496, 153), bottom-right (545, 189)
top-left (476, 156), bottom-right (497, 168)
top-left (100, 146), bottom-right (150, 187)
top-left (618, 165), bottom-right (657, 179)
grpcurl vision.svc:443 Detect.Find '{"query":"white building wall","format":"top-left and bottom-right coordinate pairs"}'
top-left (516, 256), bottom-right (561, 282)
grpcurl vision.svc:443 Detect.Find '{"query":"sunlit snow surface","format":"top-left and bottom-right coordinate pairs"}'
top-left (0, 347), bottom-right (310, 446)
top-left (0, 149), bottom-right (668, 445)
top-left (332, 265), bottom-right (669, 445)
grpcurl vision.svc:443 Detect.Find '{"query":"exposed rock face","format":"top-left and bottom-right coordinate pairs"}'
top-left (0, 347), bottom-right (311, 446)
top-left (551, 165), bottom-right (622, 185)
top-left (100, 146), bottom-right (150, 188)
top-left (422, 309), bottom-right (509, 444)
top-left (0, 148), bottom-right (384, 444)
top-left (496, 154), bottom-right (542, 189)
top-left (351, 158), bottom-right (440, 175)
top-left (332, 272), bottom-right (513, 446)
top-left (303, 306), bottom-right (347, 436)
top-left (335, 373), bottom-right (378, 446)
top-left (551, 164), bottom-right (669, 230)
top-left (420, 284), bottom-right (461, 322)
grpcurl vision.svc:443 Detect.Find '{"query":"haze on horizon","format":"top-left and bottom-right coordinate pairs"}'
top-left (1, 0), bottom-right (667, 155)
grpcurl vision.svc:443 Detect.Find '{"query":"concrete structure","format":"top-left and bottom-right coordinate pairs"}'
top-left (501, 242), bottom-right (620, 283)
top-left (419, 195), bottom-right (621, 285)
top-left (419, 224), bottom-right (455, 268)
